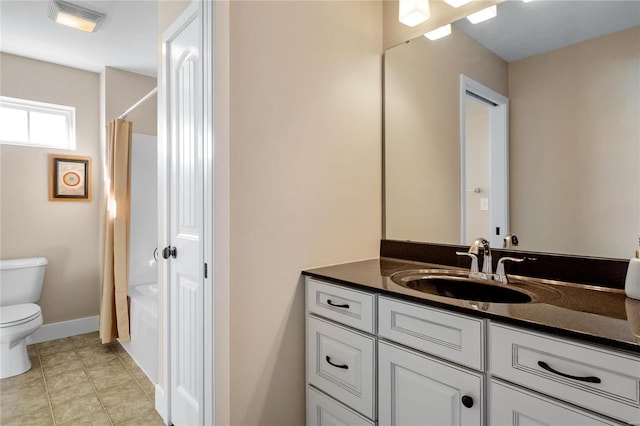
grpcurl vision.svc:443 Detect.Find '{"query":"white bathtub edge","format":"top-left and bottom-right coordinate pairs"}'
top-left (26, 315), bottom-right (99, 344)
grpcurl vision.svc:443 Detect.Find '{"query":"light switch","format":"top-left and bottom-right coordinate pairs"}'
top-left (480, 198), bottom-right (489, 211)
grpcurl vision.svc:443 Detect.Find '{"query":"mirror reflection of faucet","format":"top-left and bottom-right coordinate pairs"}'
top-left (503, 234), bottom-right (519, 249)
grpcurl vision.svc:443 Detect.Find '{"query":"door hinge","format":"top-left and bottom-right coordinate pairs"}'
top-left (204, 262), bottom-right (208, 279)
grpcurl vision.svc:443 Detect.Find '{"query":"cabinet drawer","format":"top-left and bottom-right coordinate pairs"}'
top-left (490, 379), bottom-right (625, 425)
top-left (307, 386), bottom-right (375, 426)
top-left (490, 323), bottom-right (640, 425)
top-left (306, 278), bottom-right (376, 333)
top-left (378, 296), bottom-right (485, 370)
top-left (307, 316), bottom-right (376, 419)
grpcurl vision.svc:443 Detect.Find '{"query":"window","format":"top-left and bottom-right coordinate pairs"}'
top-left (0, 96), bottom-right (76, 150)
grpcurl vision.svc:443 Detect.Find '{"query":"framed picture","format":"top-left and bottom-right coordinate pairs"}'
top-left (50, 155), bottom-right (92, 201)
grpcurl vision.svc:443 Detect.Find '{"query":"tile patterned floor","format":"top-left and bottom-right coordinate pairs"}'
top-left (0, 332), bottom-right (164, 425)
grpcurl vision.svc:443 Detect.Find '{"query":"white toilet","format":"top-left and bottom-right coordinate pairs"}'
top-left (0, 257), bottom-right (47, 379)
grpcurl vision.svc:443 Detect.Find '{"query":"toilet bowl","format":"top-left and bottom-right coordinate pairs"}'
top-left (0, 257), bottom-right (47, 379)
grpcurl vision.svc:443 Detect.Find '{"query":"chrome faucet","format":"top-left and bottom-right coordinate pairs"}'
top-left (459, 238), bottom-right (525, 282)
top-left (468, 238), bottom-right (492, 276)
top-left (495, 257), bottom-right (524, 283)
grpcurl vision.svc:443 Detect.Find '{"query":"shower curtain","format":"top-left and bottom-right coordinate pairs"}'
top-left (100, 119), bottom-right (132, 344)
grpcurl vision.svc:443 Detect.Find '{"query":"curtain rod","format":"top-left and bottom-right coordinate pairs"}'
top-left (117, 87), bottom-right (158, 120)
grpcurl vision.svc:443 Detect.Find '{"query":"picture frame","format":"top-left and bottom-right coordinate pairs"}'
top-left (49, 154), bottom-right (92, 201)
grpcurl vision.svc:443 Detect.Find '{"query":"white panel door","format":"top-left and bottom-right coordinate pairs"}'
top-left (378, 341), bottom-right (483, 426)
top-left (166, 3), bottom-right (204, 425)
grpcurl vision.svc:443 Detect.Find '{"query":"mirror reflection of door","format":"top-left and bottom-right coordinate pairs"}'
top-left (464, 95), bottom-right (491, 245)
top-left (460, 76), bottom-right (509, 248)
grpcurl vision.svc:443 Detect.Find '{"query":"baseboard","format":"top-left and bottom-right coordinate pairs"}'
top-left (155, 384), bottom-right (169, 424)
top-left (26, 315), bottom-right (99, 344)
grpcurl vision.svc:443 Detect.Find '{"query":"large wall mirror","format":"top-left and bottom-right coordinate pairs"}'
top-left (384, 0), bottom-right (639, 259)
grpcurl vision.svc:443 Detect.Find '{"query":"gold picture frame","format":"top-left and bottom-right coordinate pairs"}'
top-left (50, 155), bottom-right (92, 201)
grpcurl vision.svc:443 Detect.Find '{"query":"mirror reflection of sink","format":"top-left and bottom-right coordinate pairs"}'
top-left (390, 269), bottom-right (538, 304)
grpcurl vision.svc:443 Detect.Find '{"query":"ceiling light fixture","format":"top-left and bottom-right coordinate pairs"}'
top-left (424, 24), bottom-right (452, 40)
top-left (399, 0), bottom-right (431, 27)
top-left (48, 0), bottom-right (106, 33)
top-left (443, 0), bottom-right (472, 8)
top-left (466, 5), bottom-right (497, 24)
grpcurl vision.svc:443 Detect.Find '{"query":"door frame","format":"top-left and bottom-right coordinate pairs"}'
top-left (459, 75), bottom-right (509, 248)
top-left (157, 1), bottom-right (214, 424)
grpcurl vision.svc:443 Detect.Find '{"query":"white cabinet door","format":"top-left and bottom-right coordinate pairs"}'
top-left (378, 341), bottom-right (483, 426)
top-left (490, 380), bottom-right (626, 426)
top-left (307, 387), bottom-right (375, 426)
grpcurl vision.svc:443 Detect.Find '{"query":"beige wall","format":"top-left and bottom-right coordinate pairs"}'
top-left (384, 27), bottom-right (507, 243)
top-left (229, 1), bottom-right (382, 424)
top-left (104, 67), bottom-right (156, 136)
top-left (382, 0), bottom-right (501, 49)
top-left (0, 53), bottom-right (101, 324)
top-left (509, 27), bottom-right (640, 258)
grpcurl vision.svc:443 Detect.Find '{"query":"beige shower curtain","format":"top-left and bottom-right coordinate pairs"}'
top-left (100, 119), bottom-right (132, 344)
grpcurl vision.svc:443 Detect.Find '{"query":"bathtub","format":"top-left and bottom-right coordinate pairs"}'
top-left (121, 282), bottom-right (158, 384)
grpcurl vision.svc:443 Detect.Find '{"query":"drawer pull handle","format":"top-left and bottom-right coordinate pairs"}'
top-left (461, 395), bottom-right (474, 408)
top-left (537, 361), bottom-right (601, 384)
top-left (327, 300), bottom-right (350, 309)
top-left (325, 356), bottom-right (349, 370)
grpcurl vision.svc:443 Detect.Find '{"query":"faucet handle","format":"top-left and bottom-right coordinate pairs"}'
top-left (496, 257), bottom-right (525, 283)
top-left (456, 252), bottom-right (481, 278)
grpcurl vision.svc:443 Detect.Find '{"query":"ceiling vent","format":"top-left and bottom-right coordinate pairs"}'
top-left (48, 0), bottom-right (106, 33)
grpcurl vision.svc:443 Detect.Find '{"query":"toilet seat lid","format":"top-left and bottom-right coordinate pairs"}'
top-left (0, 303), bottom-right (41, 328)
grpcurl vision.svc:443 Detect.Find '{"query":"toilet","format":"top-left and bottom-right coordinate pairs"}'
top-left (0, 257), bottom-right (47, 379)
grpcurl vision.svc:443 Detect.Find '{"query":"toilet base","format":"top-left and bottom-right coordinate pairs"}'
top-left (0, 339), bottom-right (32, 379)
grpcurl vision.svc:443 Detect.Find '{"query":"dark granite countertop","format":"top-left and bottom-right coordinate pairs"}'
top-left (303, 257), bottom-right (640, 355)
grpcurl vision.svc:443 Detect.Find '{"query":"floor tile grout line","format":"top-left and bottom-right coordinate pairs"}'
top-left (111, 342), bottom-right (155, 404)
top-left (36, 344), bottom-right (57, 426)
top-left (73, 339), bottom-right (116, 426)
top-left (19, 334), bottom-right (160, 426)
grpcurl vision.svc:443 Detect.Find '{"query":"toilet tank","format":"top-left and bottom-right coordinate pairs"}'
top-left (0, 257), bottom-right (48, 306)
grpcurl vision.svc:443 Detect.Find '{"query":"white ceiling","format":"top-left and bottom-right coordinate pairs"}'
top-left (1, 1), bottom-right (637, 75)
top-left (455, 0), bottom-right (640, 62)
top-left (0, 0), bottom-right (157, 77)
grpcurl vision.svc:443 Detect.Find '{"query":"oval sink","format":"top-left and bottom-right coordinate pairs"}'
top-left (404, 277), bottom-right (532, 303)
top-left (390, 269), bottom-right (536, 304)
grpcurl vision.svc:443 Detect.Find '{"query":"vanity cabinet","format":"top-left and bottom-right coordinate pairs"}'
top-left (307, 384), bottom-right (374, 426)
top-left (307, 316), bottom-right (376, 419)
top-left (378, 341), bottom-right (483, 425)
top-left (490, 323), bottom-right (640, 425)
top-left (306, 279), bottom-right (378, 425)
top-left (378, 296), bottom-right (485, 370)
top-left (490, 380), bottom-right (626, 426)
top-left (305, 277), bottom-right (640, 426)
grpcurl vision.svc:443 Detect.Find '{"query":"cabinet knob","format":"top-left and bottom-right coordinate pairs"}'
top-left (461, 395), bottom-right (474, 408)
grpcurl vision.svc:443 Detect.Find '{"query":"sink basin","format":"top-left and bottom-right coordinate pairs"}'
top-left (390, 269), bottom-right (537, 304)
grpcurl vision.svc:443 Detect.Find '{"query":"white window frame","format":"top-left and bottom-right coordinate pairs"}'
top-left (0, 96), bottom-right (76, 150)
